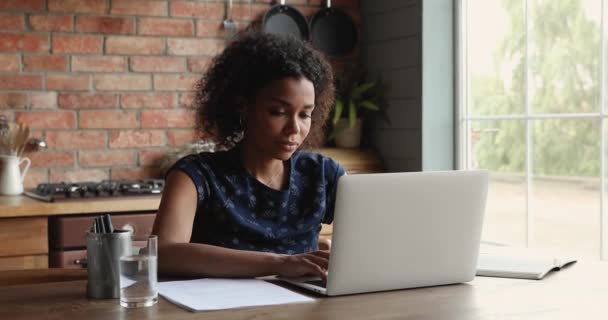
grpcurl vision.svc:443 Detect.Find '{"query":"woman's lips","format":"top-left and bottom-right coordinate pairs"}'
top-left (279, 142), bottom-right (298, 151)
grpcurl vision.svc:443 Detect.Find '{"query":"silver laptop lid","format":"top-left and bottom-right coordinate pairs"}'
top-left (326, 170), bottom-right (489, 296)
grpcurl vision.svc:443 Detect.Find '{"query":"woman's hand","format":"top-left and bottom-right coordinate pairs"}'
top-left (275, 250), bottom-right (330, 281)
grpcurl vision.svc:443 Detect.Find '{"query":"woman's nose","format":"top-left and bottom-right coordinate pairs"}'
top-left (284, 116), bottom-right (300, 134)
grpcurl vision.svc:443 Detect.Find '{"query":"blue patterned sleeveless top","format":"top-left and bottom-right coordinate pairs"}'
top-left (169, 145), bottom-right (345, 254)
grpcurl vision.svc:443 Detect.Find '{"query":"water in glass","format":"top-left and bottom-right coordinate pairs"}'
top-left (119, 254), bottom-right (158, 308)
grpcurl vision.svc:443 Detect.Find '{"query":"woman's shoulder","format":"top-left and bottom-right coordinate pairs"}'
top-left (171, 148), bottom-right (236, 174)
top-left (292, 150), bottom-right (344, 175)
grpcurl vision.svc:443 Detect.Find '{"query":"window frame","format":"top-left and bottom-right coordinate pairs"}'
top-left (454, 0), bottom-right (608, 260)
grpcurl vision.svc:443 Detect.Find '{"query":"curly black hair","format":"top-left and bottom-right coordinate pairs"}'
top-left (194, 31), bottom-right (335, 149)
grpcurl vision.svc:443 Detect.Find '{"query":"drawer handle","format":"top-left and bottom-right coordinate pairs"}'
top-left (74, 259), bottom-right (87, 268)
top-left (121, 223), bottom-right (135, 233)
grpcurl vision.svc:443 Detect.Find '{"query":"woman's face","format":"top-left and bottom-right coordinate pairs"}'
top-left (243, 76), bottom-right (315, 160)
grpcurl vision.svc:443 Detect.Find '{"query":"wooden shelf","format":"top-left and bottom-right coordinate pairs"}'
top-left (316, 148), bottom-right (383, 174)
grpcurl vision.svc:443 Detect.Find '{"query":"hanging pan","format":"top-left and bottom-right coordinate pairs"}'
top-left (262, 0), bottom-right (310, 41)
top-left (310, 0), bottom-right (358, 56)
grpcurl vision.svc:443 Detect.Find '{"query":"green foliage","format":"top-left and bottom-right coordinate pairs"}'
top-left (471, 0), bottom-right (600, 177)
top-left (329, 68), bottom-right (388, 139)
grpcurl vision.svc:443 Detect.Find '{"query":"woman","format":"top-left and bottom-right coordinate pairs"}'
top-left (153, 32), bottom-right (345, 281)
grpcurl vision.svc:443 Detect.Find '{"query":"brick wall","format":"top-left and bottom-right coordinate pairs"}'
top-left (0, 0), bottom-right (361, 187)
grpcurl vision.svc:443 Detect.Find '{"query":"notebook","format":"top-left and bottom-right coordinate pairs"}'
top-left (476, 246), bottom-right (577, 280)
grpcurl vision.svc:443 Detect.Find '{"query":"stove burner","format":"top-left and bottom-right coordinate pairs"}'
top-left (25, 179), bottom-right (164, 202)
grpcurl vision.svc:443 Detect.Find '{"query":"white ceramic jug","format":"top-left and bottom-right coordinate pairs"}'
top-left (0, 155), bottom-right (31, 195)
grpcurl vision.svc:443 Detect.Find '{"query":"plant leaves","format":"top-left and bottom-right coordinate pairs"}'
top-left (349, 100), bottom-right (357, 128)
top-left (360, 100), bottom-right (380, 111)
top-left (332, 99), bottom-right (343, 124)
top-left (351, 82), bottom-right (376, 100)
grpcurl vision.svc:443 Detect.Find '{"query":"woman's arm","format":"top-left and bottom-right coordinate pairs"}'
top-left (153, 170), bottom-right (329, 279)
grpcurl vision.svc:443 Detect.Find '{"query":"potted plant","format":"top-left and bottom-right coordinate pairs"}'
top-left (329, 70), bottom-right (388, 148)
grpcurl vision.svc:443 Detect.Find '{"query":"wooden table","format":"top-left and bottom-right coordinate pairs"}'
top-left (0, 261), bottom-right (606, 319)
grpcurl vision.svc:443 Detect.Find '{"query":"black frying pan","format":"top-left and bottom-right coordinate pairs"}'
top-left (262, 0), bottom-right (310, 41)
top-left (310, 0), bottom-right (358, 56)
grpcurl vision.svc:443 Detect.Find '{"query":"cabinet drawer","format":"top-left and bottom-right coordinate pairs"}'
top-left (49, 212), bottom-right (156, 250)
top-left (49, 250), bottom-right (86, 269)
top-left (0, 255), bottom-right (48, 271)
top-left (0, 217), bottom-right (47, 257)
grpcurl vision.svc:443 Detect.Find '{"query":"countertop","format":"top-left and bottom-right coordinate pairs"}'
top-left (0, 195), bottom-right (161, 218)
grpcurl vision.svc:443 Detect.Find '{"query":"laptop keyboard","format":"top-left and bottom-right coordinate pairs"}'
top-left (304, 280), bottom-right (326, 288)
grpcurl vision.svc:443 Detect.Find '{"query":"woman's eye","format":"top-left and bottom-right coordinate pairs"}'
top-left (300, 113), bottom-right (312, 119)
top-left (270, 109), bottom-right (286, 116)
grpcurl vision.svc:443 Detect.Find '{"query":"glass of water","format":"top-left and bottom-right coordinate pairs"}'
top-left (119, 234), bottom-right (158, 308)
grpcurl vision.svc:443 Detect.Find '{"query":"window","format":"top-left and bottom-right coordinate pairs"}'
top-left (457, 0), bottom-right (607, 259)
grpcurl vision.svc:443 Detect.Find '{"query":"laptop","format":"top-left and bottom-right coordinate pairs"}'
top-left (280, 170), bottom-right (489, 296)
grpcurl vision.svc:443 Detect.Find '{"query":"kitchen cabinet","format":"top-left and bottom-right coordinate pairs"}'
top-left (0, 148), bottom-right (383, 270)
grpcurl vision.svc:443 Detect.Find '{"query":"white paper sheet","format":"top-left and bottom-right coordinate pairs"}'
top-left (158, 278), bottom-right (315, 312)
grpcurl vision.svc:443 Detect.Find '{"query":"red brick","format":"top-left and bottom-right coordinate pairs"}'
top-left (58, 93), bottom-right (117, 109)
top-left (250, 3), bottom-right (271, 21)
top-left (23, 55), bottom-right (67, 71)
top-left (0, 92), bottom-right (55, 110)
top-left (109, 130), bottom-right (165, 148)
top-left (23, 168), bottom-right (48, 189)
top-left (79, 150), bottom-right (137, 167)
top-left (178, 92), bottom-right (197, 108)
top-left (0, 13), bottom-right (24, 30)
top-left (15, 111), bottom-right (75, 129)
top-left (52, 34), bottom-right (102, 54)
top-left (75, 16), bottom-right (134, 34)
top-left (46, 74), bottom-right (90, 91)
top-left (46, 130), bottom-right (106, 149)
top-left (0, 92), bottom-right (28, 109)
top-left (154, 74), bottom-right (200, 91)
top-left (50, 168), bottom-right (108, 183)
top-left (111, 0), bottom-right (168, 16)
top-left (110, 166), bottom-right (162, 180)
top-left (72, 56), bottom-right (125, 72)
top-left (187, 57), bottom-right (211, 72)
top-left (167, 129), bottom-right (200, 146)
top-left (141, 109), bottom-right (194, 128)
top-left (139, 149), bottom-right (168, 166)
top-left (0, 74), bottom-right (42, 90)
top-left (94, 74), bottom-right (151, 91)
top-left (293, 6), bottom-right (317, 18)
top-left (29, 151), bottom-right (75, 167)
top-left (0, 54), bottom-right (19, 72)
top-left (48, 0), bottom-right (107, 14)
top-left (231, 3), bottom-right (253, 21)
top-left (170, 1), bottom-right (223, 19)
top-left (130, 56), bottom-right (185, 72)
top-left (79, 110), bottom-right (137, 128)
top-left (30, 92), bottom-right (57, 109)
top-left (106, 36), bottom-right (164, 55)
top-left (167, 38), bottom-right (223, 56)
top-left (138, 17), bottom-right (193, 36)
top-left (120, 93), bottom-right (176, 109)
top-left (28, 15), bottom-right (72, 32)
top-left (0, 0), bottom-right (44, 11)
top-left (195, 20), bottom-right (225, 37)
top-left (0, 32), bottom-right (49, 52)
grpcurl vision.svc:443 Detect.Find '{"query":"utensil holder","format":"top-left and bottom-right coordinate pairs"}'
top-left (86, 230), bottom-right (132, 299)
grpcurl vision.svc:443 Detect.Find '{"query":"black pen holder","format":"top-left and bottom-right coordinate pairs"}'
top-left (86, 230), bottom-right (132, 299)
